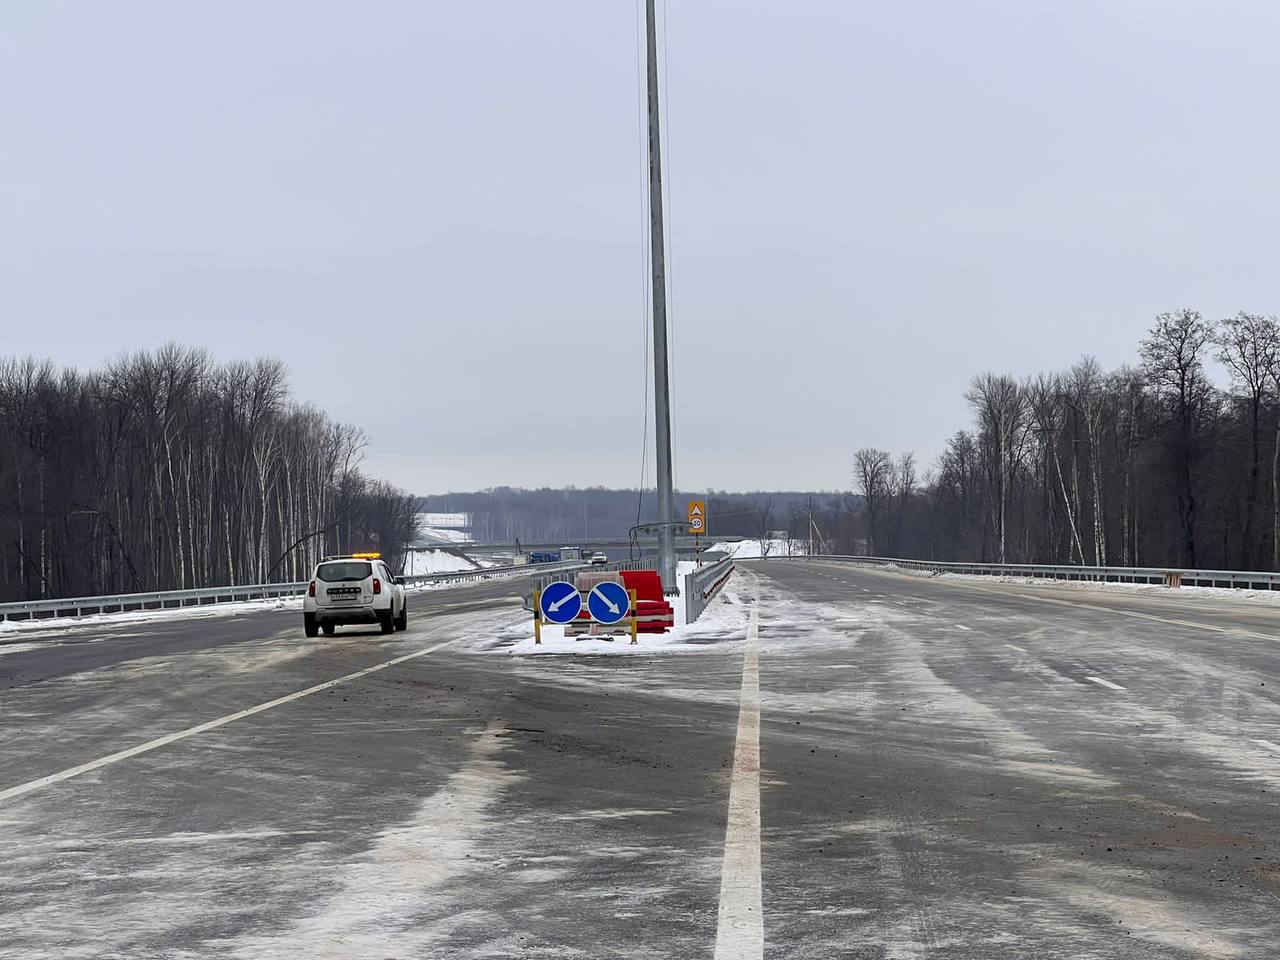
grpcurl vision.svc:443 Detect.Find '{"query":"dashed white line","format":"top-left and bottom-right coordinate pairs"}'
top-left (1252, 739), bottom-right (1280, 755)
top-left (0, 639), bottom-right (456, 804)
top-left (954, 624), bottom-right (972, 631)
top-left (714, 604), bottom-right (764, 960)
top-left (1085, 676), bottom-right (1127, 692)
top-left (1004, 643), bottom-right (1028, 653)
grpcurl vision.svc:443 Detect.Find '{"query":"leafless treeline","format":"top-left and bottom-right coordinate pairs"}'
top-left (854, 309), bottom-right (1280, 571)
top-left (0, 346), bottom-right (418, 602)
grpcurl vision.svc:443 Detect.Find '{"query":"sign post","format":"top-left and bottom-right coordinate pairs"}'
top-left (537, 581), bottom-right (583, 645)
top-left (533, 589), bottom-right (542, 645)
top-left (629, 589), bottom-right (638, 645)
top-left (688, 500), bottom-right (706, 564)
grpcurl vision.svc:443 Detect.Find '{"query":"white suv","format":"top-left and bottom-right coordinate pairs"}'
top-left (303, 553), bottom-right (407, 637)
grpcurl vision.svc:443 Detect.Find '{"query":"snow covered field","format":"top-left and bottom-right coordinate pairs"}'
top-left (405, 548), bottom-right (481, 576)
top-left (710, 539), bottom-right (796, 559)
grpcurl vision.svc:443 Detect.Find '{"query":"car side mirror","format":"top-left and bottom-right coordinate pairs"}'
top-left (394, 577), bottom-right (405, 585)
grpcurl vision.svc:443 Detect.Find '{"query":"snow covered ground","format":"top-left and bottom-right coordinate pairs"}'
top-left (0, 557), bottom-right (499, 641)
top-left (877, 564), bottom-right (1280, 603)
top-left (491, 561), bottom-right (752, 656)
top-left (416, 527), bottom-right (472, 546)
top-left (711, 539), bottom-right (799, 559)
top-left (406, 549), bottom-right (480, 576)
top-left (0, 595), bottom-right (302, 643)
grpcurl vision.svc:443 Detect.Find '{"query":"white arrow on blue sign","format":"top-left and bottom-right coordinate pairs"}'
top-left (588, 581), bottom-right (631, 625)
top-left (539, 581), bottom-right (582, 624)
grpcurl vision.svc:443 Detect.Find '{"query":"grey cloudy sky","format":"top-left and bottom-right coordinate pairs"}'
top-left (4, 2), bottom-right (1279, 494)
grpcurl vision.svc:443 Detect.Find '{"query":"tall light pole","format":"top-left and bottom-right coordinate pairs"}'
top-left (645, 0), bottom-right (677, 594)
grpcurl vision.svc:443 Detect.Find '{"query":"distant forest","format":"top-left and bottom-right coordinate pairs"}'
top-left (418, 488), bottom-right (853, 546)
top-left (854, 310), bottom-right (1280, 572)
top-left (0, 347), bottom-right (418, 603)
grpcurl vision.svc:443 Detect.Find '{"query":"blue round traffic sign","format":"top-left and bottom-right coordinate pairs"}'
top-left (539, 582), bottom-right (582, 625)
top-left (588, 581), bottom-right (631, 625)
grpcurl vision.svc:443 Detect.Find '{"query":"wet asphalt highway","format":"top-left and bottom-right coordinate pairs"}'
top-left (1, 562), bottom-right (1278, 958)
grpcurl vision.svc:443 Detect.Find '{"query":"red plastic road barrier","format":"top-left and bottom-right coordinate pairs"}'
top-left (566, 569), bottom-right (674, 634)
top-left (621, 570), bottom-right (672, 632)
top-left (620, 569), bottom-right (664, 602)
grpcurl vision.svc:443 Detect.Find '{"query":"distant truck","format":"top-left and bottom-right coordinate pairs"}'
top-left (560, 545), bottom-right (584, 562)
top-left (530, 550), bottom-right (561, 564)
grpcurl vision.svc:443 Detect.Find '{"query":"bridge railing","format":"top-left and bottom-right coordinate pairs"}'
top-left (685, 556), bottom-right (736, 623)
top-left (0, 560), bottom-right (605, 624)
top-left (754, 555), bottom-right (1280, 590)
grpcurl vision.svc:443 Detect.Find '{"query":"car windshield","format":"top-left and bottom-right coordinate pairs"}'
top-left (316, 561), bottom-right (371, 583)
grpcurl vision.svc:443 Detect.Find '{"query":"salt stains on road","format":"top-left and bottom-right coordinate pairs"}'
top-left (1085, 675), bottom-right (1128, 691)
top-left (215, 720), bottom-right (517, 960)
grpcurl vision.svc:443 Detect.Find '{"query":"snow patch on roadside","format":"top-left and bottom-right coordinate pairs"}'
top-left (0, 596), bottom-right (300, 640)
top-left (484, 564), bottom-right (752, 656)
top-left (894, 567), bottom-right (1280, 604)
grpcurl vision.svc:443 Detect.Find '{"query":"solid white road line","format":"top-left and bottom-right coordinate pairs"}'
top-left (0, 640), bottom-right (456, 804)
top-left (1085, 676), bottom-right (1127, 691)
top-left (714, 604), bottom-right (764, 960)
top-left (1004, 643), bottom-right (1028, 653)
top-left (1252, 739), bottom-right (1280, 755)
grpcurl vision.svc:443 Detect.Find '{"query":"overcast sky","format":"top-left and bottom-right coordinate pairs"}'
top-left (4, 1), bottom-right (1279, 494)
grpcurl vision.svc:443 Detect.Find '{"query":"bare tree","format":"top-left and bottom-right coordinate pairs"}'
top-left (0, 347), bottom-right (418, 603)
top-left (1069, 357), bottom-right (1109, 565)
top-left (854, 448), bottom-right (896, 556)
top-left (1215, 313), bottom-right (1280, 568)
top-left (1141, 310), bottom-right (1214, 567)
top-left (965, 373), bottom-right (1027, 563)
top-left (753, 498), bottom-right (775, 558)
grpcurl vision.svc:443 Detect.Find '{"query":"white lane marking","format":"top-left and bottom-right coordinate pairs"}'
top-left (1252, 739), bottom-right (1280, 755)
top-left (1005, 643), bottom-right (1028, 653)
top-left (714, 604), bottom-right (764, 960)
top-left (0, 640), bottom-right (456, 804)
top-left (1085, 676), bottom-right (1127, 691)
top-left (954, 624), bottom-right (972, 631)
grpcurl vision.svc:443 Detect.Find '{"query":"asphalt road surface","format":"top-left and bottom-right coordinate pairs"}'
top-left (1, 561), bottom-right (1277, 958)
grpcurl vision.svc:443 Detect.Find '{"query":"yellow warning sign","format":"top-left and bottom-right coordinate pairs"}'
top-left (687, 500), bottom-right (706, 535)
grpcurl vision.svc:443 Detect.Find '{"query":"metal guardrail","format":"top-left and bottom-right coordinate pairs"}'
top-left (757, 555), bottom-right (1280, 590)
top-left (685, 556), bottom-right (736, 623)
top-left (528, 555), bottom-right (663, 593)
top-left (522, 556), bottom-right (662, 611)
top-left (0, 560), bottom-right (603, 623)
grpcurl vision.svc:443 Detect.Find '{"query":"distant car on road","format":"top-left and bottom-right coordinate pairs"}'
top-left (590, 552), bottom-right (609, 566)
top-left (303, 553), bottom-right (406, 637)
